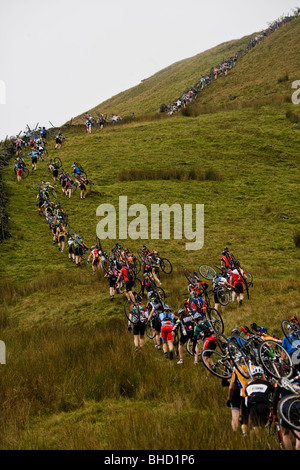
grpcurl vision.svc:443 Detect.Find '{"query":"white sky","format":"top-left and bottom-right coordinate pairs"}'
top-left (0, 0), bottom-right (298, 140)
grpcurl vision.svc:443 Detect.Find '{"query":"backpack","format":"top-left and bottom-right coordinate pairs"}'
top-left (126, 268), bottom-right (134, 281)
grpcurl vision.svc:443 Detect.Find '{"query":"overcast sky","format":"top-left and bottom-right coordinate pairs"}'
top-left (0, 0), bottom-right (298, 140)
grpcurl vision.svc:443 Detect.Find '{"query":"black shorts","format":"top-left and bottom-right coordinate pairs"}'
top-left (249, 404), bottom-right (269, 427)
top-left (125, 280), bottom-right (134, 292)
top-left (133, 321), bottom-right (146, 336)
top-left (75, 246), bottom-right (83, 256)
top-left (56, 138), bottom-right (62, 144)
top-left (152, 315), bottom-right (161, 332)
top-left (235, 282), bottom-right (244, 294)
top-left (179, 330), bottom-right (194, 345)
top-left (53, 169), bottom-right (58, 177)
top-left (109, 278), bottom-right (117, 288)
top-left (32, 157), bottom-right (37, 163)
top-left (231, 387), bottom-right (242, 410)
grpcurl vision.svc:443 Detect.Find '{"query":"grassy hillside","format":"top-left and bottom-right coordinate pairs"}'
top-left (0, 16), bottom-right (300, 450)
top-left (73, 16), bottom-right (300, 122)
top-left (72, 34), bottom-right (253, 122)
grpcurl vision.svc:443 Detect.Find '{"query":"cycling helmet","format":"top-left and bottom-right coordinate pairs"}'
top-left (193, 312), bottom-right (201, 321)
top-left (135, 295), bottom-right (142, 303)
top-left (251, 366), bottom-right (264, 377)
top-left (178, 308), bottom-right (185, 316)
top-left (164, 304), bottom-right (171, 311)
top-left (231, 328), bottom-right (241, 337)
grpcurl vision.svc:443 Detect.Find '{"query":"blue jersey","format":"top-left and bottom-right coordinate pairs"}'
top-left (159, 311), bottom-right (176, 326)
top-left (282, 334), bottom-right (300, 356)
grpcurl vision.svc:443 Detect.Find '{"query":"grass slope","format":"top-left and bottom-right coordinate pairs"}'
top-left (0, 19), bottom-right (300, 450)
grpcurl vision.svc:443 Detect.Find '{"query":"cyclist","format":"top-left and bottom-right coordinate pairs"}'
top-left (212, 273), bottom-right (235, 314)
top-left (272, 375), bottom-right (300, 450)
top-left (87, 245), bottom-right (101, 274)
top-left (221, 247), bottom-right (234, 270)
top-left (50, 215), bottom-right (60, 245)
top-left (229, 261), bottom-right (248, 306)
top-left (57, 222), bottom-right (67, 253)
top-left (72, 164), bottom-right (82, 181)
top-left (192, 312), bottom-right (216, 368)
top-left (48, 161), bottom-right (59, 184)
top-left (104, 262), bottom-right (119, 301)
top-left (67, 237), bottom-right (75, 263)
top-left (159, 305), bottom-right (177, 360)
top-left (15, 158), bottom-right (24, 182)
top-left (127, 295), bottom-right (148, 351)
top-left (188, 289), bottom-right (207, 317)
top-left (147, 298), bottom-right (163, 350)
top-left (172, 307), bottom-right (195, 364)
top-left (245, 366), bottom-right (274, 435)
top-left (64, 177), bottom-right (73, 199)
top-left (281, 319), bottom-right (300, 373)
top-left (116, 263), bottom-right (135, 303)
top-left (28, 149), bottom-right (38, 171)
top-left (227, 362), bottom-right (251, 436)
top-left (55, 133), bottom-right (63, 150)
top-left (79, 176), bottom-right (88, 199)
top-left (85, 117), bottom-right (92, 134)
top-left (73, 236), bottom-right (88, 267)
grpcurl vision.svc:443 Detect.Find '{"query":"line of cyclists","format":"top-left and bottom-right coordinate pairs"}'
top-left (162, 10), bottom-right (299, 117)
top-left (18, 165), bottom-right (300, 446)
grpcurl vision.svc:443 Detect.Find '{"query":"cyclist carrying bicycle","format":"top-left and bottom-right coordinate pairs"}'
top-left (172, 308), bottom-right (195, 365)
top-left (192, 312), bottom-right (217, 368)
top-left (127, 295), bottom-right (148, 351)
top-left (147, 299), bottom-right (163, 350)
top-left (159, 305), bottom-right (177, 360)
top-left (212, 273), bottom-right (235, 313)
top-left (272, 375), bottom-right (300, 450)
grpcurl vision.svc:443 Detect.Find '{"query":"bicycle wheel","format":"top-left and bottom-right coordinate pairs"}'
top-left (54, 157), bottom-right (62, 168)
top-left (228, 342), bottom-right (251, 379)
top-left (132, 277), bottom-right (142, 295)
top-left (198, 265), bottom-right (216, 280)
top-left (245, 272), bottom-right (253, 288)
top-left (124, 301), bottom-right (142, 324)
top-left (133, 258), bottom-right (141, 275)
top-left (173, 331), bottom-right (179, 356)
top-left (145, 321), bottom-right (156, 339)
top-left (32, 182), bottom-right (41, 191)
top-left (160, 258), bottom-right (172, 274)
top-left (201, 350), bottom-right (232, 379)
top-left (186, 337), bottom-right (201, 356)
top-left (22, 167), bottom-right (29, 178)
top-left (207, 307), bottom-right (224, 334)
top-left (184, 268), bottom-right (198, 285)
top-left (279, 395), bottom-right (300, 432)
top-left (258, 340), bottom-right (293, 379)
top-left (216, 286), bottom-right (231, 306)
top-left (215, 332), bottom-right (229, 355)
top-left (281, 320), bottom-right (300, 346)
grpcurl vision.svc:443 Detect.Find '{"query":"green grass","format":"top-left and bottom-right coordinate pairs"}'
top-left (0, 17), bottom-right (300, 450)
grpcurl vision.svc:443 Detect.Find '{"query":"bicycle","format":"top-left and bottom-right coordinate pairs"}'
top-left (277, 375), bottom-right (300, 434)
top-left (281, 318), bottom-right (300, 346)
top-left (14, 163), bottom-right (29, 178)
top-left (228, 327), bottom-right (293, 380)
